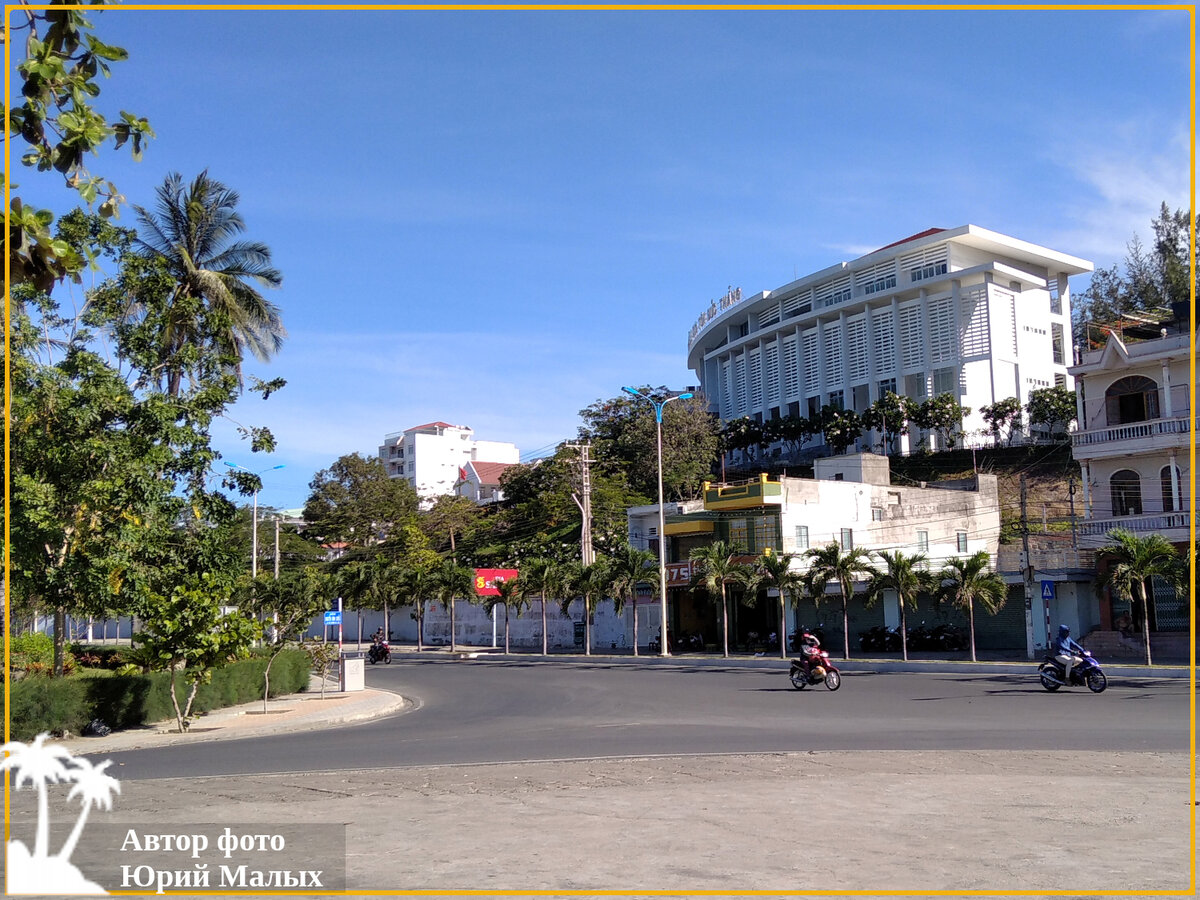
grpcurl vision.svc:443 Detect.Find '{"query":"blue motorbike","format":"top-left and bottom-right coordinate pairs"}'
top-left (1038, 649), bottom-right (1107, 693)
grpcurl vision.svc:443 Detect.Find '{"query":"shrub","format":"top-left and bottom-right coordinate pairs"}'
top-left (3, 650), bottom-right (312, 740)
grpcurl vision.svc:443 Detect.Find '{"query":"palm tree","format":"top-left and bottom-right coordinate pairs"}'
top-left (1094, 528), bottom-right (1180, 666)
top-left (57, 758), bottom-right (120, 861)
top-left (867, 550), bottom-right (935, 662)
top-left (609, 545), bottom-right (658, 657)
top-left (432, 559), bottom-right (475, 652)
top-left (134, 170), bottom-right (285, 395)
top-left (1, 733), bottom-right (72, 858)
top-left (397, 565), bottom-right (435, 651)
top-left (562, 557), bottom-right (613, 656)
top-left (750, 550), bottom-right (805, 659)
top-left (521, 558), bottom-right (565, 656)
top-left (690, 541), bottom-right (749, 658)
top-left (803, 543), bottom-right (877, 660)
top-left (480, 576), bottom-right (528, 655)
top-left (937, 551), bottom-right (1007, 662)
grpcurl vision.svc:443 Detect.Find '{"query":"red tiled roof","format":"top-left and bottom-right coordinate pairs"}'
top-left (873, 228), bottom-right (946, 254)
top-left (468, 461), bottom-right (515, 485)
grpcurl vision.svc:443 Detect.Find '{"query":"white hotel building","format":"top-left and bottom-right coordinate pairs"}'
top-left (686, 226), bottom-right (1093, 449)
top-left (378, 422), bottom-right (519, 508)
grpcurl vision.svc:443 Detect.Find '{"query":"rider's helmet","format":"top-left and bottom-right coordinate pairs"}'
top-left (1058, 624), bottom-right (1070, 637)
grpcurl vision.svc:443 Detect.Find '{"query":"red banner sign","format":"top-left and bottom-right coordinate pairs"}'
top-left (474, 568), bottom-right (519, 596)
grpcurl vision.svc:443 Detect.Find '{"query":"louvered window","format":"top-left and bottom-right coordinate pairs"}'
top-left (759, 305), bottom-right (780, 328)
top-left (735, 354), bottom-right (747, 415)
top-left (802, 329), bottom-right (820, 394)
top-left (764, 342), bottom-right (780, 405)
top-left (822, 322), bottom-right (844, 388)
top-left (782, 290), bottom-right (813, 318)
top-left (899, 304), bottom-right (925, 370)
top-left (783, 335), bottom-right (799, 399)
top-left (748, 347), bottom-right (763, 410)
top-left (900, 244), bottom-right (949, 283)
top-left (929, 297), bottom-right (956, 363)
top-left (815, 276), bottom-right (852, 309)
top-left (721, 358), bottom-right (733, 418)
top-left (871, 308), bottom-right (896, 374)
top-left (961, 286), bottom-right (990, 358)
top-left (847, 316), bottom-right (869, 383)
top-left (991, 287), bottom-right (1017, 355)
top-left (856, 261), bottom-right (897, 295)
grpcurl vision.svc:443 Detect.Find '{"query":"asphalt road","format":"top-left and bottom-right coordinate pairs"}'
top-left (101, 657), bottom-right (1190, 781)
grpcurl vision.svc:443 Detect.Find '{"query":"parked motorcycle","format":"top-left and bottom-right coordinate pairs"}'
top-left (367, 640), bottom-right (392, 665)
top-left (858, 625), bottom-right (901, 652)
top-left (1037, 649), bottom-right (1106, 693)
top-left (789, 647), bottom-right (841, 691)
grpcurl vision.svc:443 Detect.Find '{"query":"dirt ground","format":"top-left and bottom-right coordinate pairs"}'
top-left (51, 748), bottom-right (1193, 898)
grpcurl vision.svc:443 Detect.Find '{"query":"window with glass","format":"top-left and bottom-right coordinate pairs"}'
top-left (827, 390), bottom-right (845, 411)
top-left (1109, 470), bottom-right (1143, 516)
top-left (795, 525), bottom-right (809, 550)
top-left (917, 530), bottom-right (929, 552)
top-left (871, 507), bottom-right (884, 521)
top-left (839, 528), bottom-right (854, 551)
top-left (956, 532), bottom-right (968, 553)
top-left (729, 519), bottom-right (749, 550)
top-left (877, 378), bottom-right (897, 396)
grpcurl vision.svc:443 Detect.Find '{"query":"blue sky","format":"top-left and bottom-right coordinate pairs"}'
top-left (13, 5), bottom-right (1194, 510)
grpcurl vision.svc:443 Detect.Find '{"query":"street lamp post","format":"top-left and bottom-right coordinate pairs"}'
top-left (622, 386), bottom-right (693, 657)
top-left (224, 462), bottom-right (286, 579)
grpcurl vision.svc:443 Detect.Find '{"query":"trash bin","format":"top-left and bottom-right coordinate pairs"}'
top-left (338, 651), bottom-right (365, 692)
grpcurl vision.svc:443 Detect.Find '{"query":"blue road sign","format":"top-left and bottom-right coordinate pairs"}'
top-left (324, 611), bottom-right (342, 626)
top-left (1041, 580), bottom-right (1056, 601)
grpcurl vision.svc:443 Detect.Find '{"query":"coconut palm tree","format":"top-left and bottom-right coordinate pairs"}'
top-left (689, 541), bottom-right (749, 658)
top-left (750, 550), bottom-right (806, 659)
top-left (521, 558), bottom-right (566, 656)
top-left (1094, 528), bottom-right (1180, 666)
top-left (803, 543), bottom-right (877, 660)
top-left (480, 576), bottom-right (528, 655)
top-left (867, 550), bottom-right (935, 662)
top-left (562, 557), bottom-right (613, 656)
top-left (432, 559), bottom-right (476, 652)
top-left (609, 545), bottom-right (658, 657)
top-left (1, 733), bottom-right (72, 858)
top-left (133, 170), bottom-right (285, 395)
top-left (57, 758), bottom-right (120, 861)
top-left (397, 565), bottom-right (435, 651)
top-left (937, 551), bottom-right (1007, 662)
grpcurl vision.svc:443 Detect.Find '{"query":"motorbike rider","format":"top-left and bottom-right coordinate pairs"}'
top-left (1052, 624), bottom-right (1085, 684)
top-left (370, 627), bottom-right (386, 659)
top-left (799, 629), bottom-right (821, 677)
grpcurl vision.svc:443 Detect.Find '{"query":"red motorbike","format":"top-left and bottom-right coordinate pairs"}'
top-left (789, 647), bottom-right (841, 691)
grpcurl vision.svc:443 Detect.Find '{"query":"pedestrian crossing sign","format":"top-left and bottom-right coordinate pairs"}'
top-left (1041, 580), bottom-right (1056, 600)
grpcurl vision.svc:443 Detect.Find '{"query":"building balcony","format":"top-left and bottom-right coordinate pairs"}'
top-left (702, 474), bottom-right (783, 511)
top-left (995, 547), bottom-right (1096, 575)
top-left (1076, 510), bottom-right (1191, 545)
top-left (1070, 415), bottom-right (1194, 460)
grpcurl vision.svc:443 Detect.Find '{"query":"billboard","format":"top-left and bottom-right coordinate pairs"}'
top-left (474, 568), bottom-right (519, 596)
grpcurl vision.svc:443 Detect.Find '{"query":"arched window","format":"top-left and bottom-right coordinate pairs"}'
top-left (1110, 469), bottom-right (1142, 517)
top-left (1104, 376), bottom-right (1160, 426)
top-left (1160, 465), bottom-right (1181, 512)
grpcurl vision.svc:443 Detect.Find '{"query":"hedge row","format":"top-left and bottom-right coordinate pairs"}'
top-left (6, 650), bottom-right (311, 741)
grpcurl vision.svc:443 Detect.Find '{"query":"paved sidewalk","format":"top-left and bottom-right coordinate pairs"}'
top-left (60, 676), bottom-right (408, 754)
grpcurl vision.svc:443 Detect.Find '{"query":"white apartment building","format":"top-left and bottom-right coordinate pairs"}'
top-left (686, 226), bottom-right (1093, 451)
top-left (378, 422), bottom-right (519, 507)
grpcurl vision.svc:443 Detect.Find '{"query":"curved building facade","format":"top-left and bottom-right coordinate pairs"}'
top-left (686, 226), bottom-right (1092, 451)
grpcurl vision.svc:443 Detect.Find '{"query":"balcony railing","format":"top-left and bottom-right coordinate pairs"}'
top-left (1078, 510), bottom-right (1191, 537)
top-left (996, 547), bottom-right (1096, 573)
top-left (1071, 415), bottom-right (1193, 447)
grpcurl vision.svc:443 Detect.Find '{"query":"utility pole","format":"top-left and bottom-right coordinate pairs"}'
top-left (274, 516), bottom-right (281, 579)
top-left (1020, 474), bottom-right (1037, 659)
top-left (566, 443), bottom-right (594, 564)
top-left (1068, 473), bottom-right (1078, 554)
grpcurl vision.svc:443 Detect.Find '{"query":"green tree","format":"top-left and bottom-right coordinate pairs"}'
top-left (135, 576), bottom-right (260, 732)
top-left (772, 414), bottom-right (820, 459)
top-left (608, 545), bottom-right (658, 657)
top-left (862, 392), bottom-right (916, 454)
top-left (912, 394), bottom-right (970, 450)
top-left (866, 550), bottom-right (935, 662)
top-left (562, 557), bottom-right (613, 656)
top-left (396, 563), bottom-right (437, 651)
top-left (722, 416), bottom-right (767, 464)
top-left (132, 170), bottom-right (284, 395)
top-left (818, 405), bottom-right (863, 455)
top-left (979, 397), bottom-right (1023, 446)
top-left (1025, 386), bottom-right (1076, 437)
top-left (420, 495), bottom-right (482, 559)
top-left (802, 543), bottom-right (876, 660)
top-left (478, 575), bottom-right (528, 655)
top-left (303, 453), bottom-right (419, 550)
top-left (8, 1), bottom-right (154, 292)
top-left (521, 558), bottom-right (568, 656)
top-left (744, 550), bottom-right (805, 659)
top-left (1094, 529), bottom-right (1179, 666)
top-left (689, 541), bottom-right (749, 658)
top-left (431, 559), bottom-right (476, 653)
top-left (936, 552), bottom-right (1008, 662)
top-left (578, 389), bottom-right (720, 501)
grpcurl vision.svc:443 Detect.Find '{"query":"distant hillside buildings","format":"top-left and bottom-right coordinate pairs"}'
top-left (378, 422), bottom-right (518, 507)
